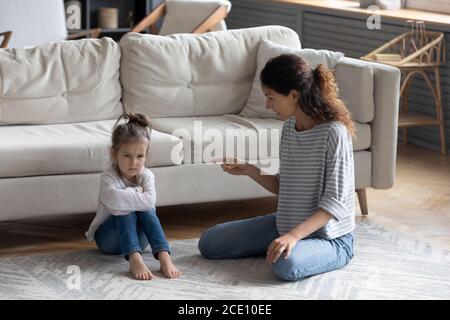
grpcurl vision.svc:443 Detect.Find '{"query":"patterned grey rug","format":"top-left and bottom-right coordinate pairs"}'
top-left (0, 219), bottom-right (449, 300)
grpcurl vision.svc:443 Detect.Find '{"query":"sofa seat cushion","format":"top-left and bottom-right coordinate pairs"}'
top-left (236, 118), bottom-right (371, 152)
top-left (151, 115), bottom-right (371, 164)
top-left (151, 115), bottom-right (282, 164)
top-left (354, 121), bottom-right (371, 151)
top-left (0, 120), bottom-right (183, 178)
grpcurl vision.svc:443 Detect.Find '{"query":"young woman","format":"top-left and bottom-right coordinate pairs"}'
top-left (198, 54), bottom-right (356, 281)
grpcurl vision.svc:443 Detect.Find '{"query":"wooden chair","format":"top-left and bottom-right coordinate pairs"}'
top-left (67, 28), bottom-right (102, 40)
top-left (362, 27), bottom-right (447, 156)
top-left (0, 0), bottom-right (101, 49)
top-left (132, 0), bottom-right (231, 35)
top-left (0, 31), bottom-right (12, 48)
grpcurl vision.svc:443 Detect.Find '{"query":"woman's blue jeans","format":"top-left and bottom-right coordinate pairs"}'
top-left (198, 213), bottom-right (354, 281)
top-left (95, 208), bottom-right (170, 260)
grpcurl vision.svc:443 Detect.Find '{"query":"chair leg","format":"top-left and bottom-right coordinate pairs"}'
top-left (403, 127), bottom-right (408, 146)
top-left (356, 189), bottom-right (368, 216)
top-left (400, 71), bottom-right (412, 147)
top-left (434, 67), bottom-right (447, 156)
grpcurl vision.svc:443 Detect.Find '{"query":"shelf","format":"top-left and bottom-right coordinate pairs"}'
top-left (99, 28), bottom-right (132, 33)
top-left (65, 0), bottom-right (153, 40)
top-left (68, 29), bottom-right (84, 33)
top-left (398, 112), bottom-right (440, 127)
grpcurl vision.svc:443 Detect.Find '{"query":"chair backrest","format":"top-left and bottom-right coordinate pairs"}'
top-left (159, 0), bottom-right (231, 36)
top-left (0, 0), bottom-right (67, 48)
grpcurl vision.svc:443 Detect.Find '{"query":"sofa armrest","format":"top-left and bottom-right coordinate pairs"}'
top-left (369, 61), bottom-right (401, 189)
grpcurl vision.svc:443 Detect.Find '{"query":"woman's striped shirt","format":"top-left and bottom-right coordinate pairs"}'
top-left (276, 117), bottom-right (355, 240)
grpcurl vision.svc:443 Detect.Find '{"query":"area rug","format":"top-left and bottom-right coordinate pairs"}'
top-left (0, 219), bottom-right (449, 300)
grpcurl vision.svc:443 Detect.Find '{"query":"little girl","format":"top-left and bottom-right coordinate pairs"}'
top-left (86, 113), bottom-right (181, 281)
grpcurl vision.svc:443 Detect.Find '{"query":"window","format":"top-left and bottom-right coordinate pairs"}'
top-left (405, 0), bottom-right (450, 14)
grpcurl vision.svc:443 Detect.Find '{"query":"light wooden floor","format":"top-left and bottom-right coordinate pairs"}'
top-left (0, 144), bottom-right (449, 257)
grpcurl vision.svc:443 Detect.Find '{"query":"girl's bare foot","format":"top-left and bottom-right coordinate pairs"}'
top-left (129, 252), bottom-right (153, 280)
top-left (158, 251), bottom-right (182, 279)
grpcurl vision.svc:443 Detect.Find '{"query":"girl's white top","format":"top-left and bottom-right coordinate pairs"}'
top-left (85, 164), bottom-right (156, 241)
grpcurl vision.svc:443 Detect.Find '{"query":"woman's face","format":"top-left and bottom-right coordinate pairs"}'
top-left (262, 85), bottom-right (298, 120)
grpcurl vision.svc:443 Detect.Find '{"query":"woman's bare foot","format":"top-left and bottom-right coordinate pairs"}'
top-left (129, 252), bottom-right (153, 280)
top-left (158, 251), bottom-right (182, 279)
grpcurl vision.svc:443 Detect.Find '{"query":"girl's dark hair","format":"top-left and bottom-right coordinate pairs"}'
top-left (111, 113), bottom-right (152, 151)
top-left (260, 54), bottom-right (355, 137)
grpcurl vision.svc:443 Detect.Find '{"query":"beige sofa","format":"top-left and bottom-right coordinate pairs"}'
top-left (0, 26), bottom-right (400, 221)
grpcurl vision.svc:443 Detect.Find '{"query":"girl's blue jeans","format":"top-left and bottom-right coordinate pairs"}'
top-left (95, 208), bottom-right (170, 260)
top-left (198, 213), bottom-right (354, 281)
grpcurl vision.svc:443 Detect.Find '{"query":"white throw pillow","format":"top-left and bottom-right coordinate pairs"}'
top-left (240, 39), bottom-right (344, 119)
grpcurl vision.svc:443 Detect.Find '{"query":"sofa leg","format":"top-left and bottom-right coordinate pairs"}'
top-left (356, 189), bottom-right (368, 216)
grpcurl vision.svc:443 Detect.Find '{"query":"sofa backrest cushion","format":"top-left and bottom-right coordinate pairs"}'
top-left (0, 37), bottom-right (123, 125)
top-left (335, 57), bottom-right (374, 123)
top-left (119, 25), bottom-right (301, 118)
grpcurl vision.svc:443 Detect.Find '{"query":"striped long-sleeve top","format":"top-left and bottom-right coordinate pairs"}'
top-left (276, 117), bottom-right (355, 240)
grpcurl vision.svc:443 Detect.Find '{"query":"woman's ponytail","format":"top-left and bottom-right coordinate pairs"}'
top-left (312, 64), bottom-right (333, 95)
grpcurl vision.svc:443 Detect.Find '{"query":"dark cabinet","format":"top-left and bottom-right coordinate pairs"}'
top-left (66, 0), bottom-right (155, 40)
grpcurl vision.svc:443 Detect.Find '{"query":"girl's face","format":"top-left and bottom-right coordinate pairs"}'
top-left (112, 139), bottom-right (148, 182)
top-left (262, 85), bottom-right (299, 120)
